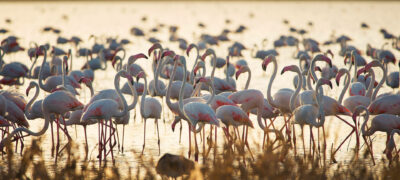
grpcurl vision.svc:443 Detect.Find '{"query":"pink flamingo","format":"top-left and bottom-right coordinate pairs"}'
top-left (344, 50), bottom-right (367, 96)
top-left (176, 55), bottom-right (219, 161)
top-left (81, 70), bottom-right (135, 165)
top-left (38, 47), bottom-right (81, 93)
top-left (0, 83), bottom-right (84, 161)
top-left (136, 71), bottom-right (162, 154)
top-left (336, 68), bottom-right (373, 112)
top-left (283, 64), bottom-right (331, 156)
top-left (385, 129), bottom-right (400, 162)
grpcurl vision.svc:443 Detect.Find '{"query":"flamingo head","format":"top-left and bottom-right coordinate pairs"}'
top-left (148, 43), bottom-right (162, 56)
top-left (280, 65), bottom-right (298, 75)
top-left (201, 48), bottom-right (215, 62)
top-left (317, 78), bottom-right (332, 89)
top-left (193, 61), bottom-right (204, 76)
top-left (335, 69), bottom-right (346, 86)
top-left (161, 50), bottom-right (175, 60)
top-left (63, 55), bottom-right (69, 72)
top-left (26, 81), bottom-right (36, 96)
top-left (127, 53), bottom-right (148, 66)
top-left (314, 66), bottom-right (322, 72)
top-left (364, 60), bottom-right (381, 71)
top-left (326, 49), bottom-right (334, 59)
top-left (315, 54), bottom-right (332, 67)
top-left (171, 116), bottom-right (181, 132)
top-left (235, 65), bottom-right (248, 80)
top-left (194, 77), bottom-right (208, 88)
top-left (357, 67), bottom-right (366, 78)
top-left (262, 55), bottom-right (274, 71)
top-left (79, 77), bottom-right (92, 87)
top-left (186, 43), bottom-right (197, 56)
top-left (135, 71), bottom-right (145, 82)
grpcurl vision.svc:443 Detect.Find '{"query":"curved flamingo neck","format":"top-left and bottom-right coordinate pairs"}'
top-left (372, 62), bottom-right (386, 101)
top-left (242, 67), bottom-right (251, 90)
top-left (113, 71), bottom-right (128, 118)
top-left (290, 67), bottom-right (302, 112)
top-left (0, 101), bottom-right (51, 148)
top-left (154, 57), bottom-right (169, 95)
top-left (178, 60), bottom-right (188, 118)
top-left (338, 69), bottom-right (350, 105)
top-left (38, 48), bottom-right (49, 92)
top-left (357, 106), bottom-right (371, 136)
top-left (25, 82), bottom-right (39, 119)
top-left (165, 59), bottom-right (179, 114)
top-left (266, 58), bottom-right (277, 108)
top-left (100, 50), bottom-right (107, 70)
top-left (189, 46), bottom-right (200, 84)
top-left (365, 69), bottom-right (375, 99)
top-left (140, 75), bottom-right (148, 117)
top-left (313, 82), bottom-right (325, 127)
top-left (28, 56), bottom-right (38, 78)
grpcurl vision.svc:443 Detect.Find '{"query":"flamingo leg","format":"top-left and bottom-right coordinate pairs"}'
top-left (362, 135), bottom-right (375, 165)
top-left (301, 126), bottom-right (306, 158)
top-left (194, 131), bottom-right (199, 162)
top-left (293, 124), bottom-right (297, 156)
top-left (109, 119), bottom-right (114, 163)
top-left (142, 119), bottom-right (146, 154)
top-left (83, 125), bottom-right (88, 160)
top-left (98, 121), bottom-right (102, 167)
top-left (188, 123), bottom-right (191, 158)
top-left (115, 124), bottom-right (120, 152)
top-left (179, 120), bottom-right (182, 143)
top-left (122, 124), bottom-right (125, 153)
top-left (55, 116), bottom-right (60, 163)
top-left (202, 126), bottom-right (205, 160)
top-left (156, 119), bottom-right (160, 155)
top-left (332, 129), bottom-right (355, 157)
top-left (50, 121), bottom-right (55, 157)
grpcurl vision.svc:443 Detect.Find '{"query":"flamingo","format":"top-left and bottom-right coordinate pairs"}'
top-left (336, 68), bottom-right (372, 112)
top-left (0, 83), bottom-right (84, 161)
top-left (38, 47), bottom-right (81, 93)
top-left (136, 71), bottom-right (162, 154)
top-left (385, 129), bottom-right (400, 161)
top-left (344, 50), bottom-right (367, 96)
top-left (176, 55), bottom-right (219, 161)
top-left (283, 64), bottom-right (331, 156)
top-left (81, 70), bottom-right (135, 165)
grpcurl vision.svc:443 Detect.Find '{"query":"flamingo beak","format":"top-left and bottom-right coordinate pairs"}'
top-left (320, 79), bottom-right (332, 89)
top-left (148, 43), bottom-right (161, 56)
top-left (193, 66), bottom-right (200, 76)
top-left (26, 86), bottom-right (31, 96)
top-left (314, 66), bottom-right (322, 72)
top-left (161, 51), bottom-right (175, 59)
top-left (280, 66), bottom-right (291, 75)
top-left (335, 73), bottom-right (342, 86)
top-left (327, 49), bottom-right (334, 58)
top-left (200, 53), bottom-right (208, 62)
top-left (235, 70), bottom-right (241, 80)
top-left (186, 44), bottom-right (194, 56)
top-left (262, 57), bottom-right (272, 71)
top-left (323, 56), bottom-right (332, 67)
top-left (134, 53), bottom-right (148, 60)
top-left (112, 59), bottom-right (116, 68)
top-left (357, 68), bottom-right (365, 77)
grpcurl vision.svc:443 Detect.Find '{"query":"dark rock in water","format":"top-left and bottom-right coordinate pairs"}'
top-left (156, 153), bottom-right (194, 178)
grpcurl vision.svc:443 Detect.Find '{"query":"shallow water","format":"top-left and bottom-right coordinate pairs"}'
top-left (0, 0), bottom-right (400, 174)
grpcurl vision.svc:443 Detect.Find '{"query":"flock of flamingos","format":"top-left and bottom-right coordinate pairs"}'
top-left (0, 21), bottom-right (400, 169)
